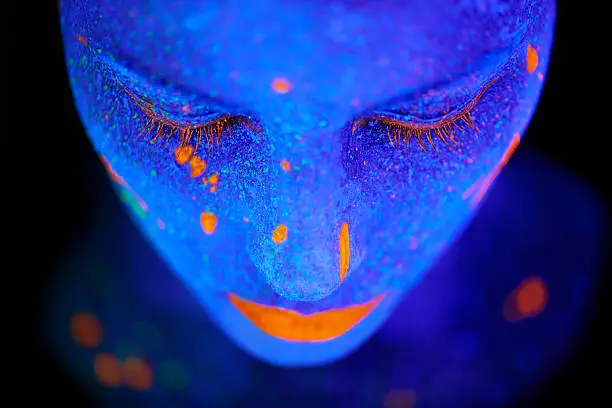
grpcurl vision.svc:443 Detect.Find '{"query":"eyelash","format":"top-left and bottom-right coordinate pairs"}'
top-left (120, 83), bottom-right (260, 152)
top-left (118, 75), bottom-right (496, 154)
top-left (351, 76), bottom-right (499, 153)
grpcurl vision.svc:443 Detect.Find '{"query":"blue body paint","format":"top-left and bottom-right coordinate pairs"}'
top-left (60, 0), bottom-right (556, 366)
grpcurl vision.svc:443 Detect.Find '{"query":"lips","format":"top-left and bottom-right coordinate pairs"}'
top-left (227, 292), bottom-right (386, 342)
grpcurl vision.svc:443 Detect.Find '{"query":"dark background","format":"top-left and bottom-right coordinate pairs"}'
top-left (8, 1), bottom-right (608, 406)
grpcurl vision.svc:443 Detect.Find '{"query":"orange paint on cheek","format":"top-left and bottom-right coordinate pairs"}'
top-left (526, 44), bottom-right (539, 74)
top-left (174, 145), bottom-right (194, 165)
top-left (208, 173), bottom-right (219, 185)
top-left (76, 34), bottom-right (88, 46)
top-left (504, 276), bottom-right (548, 322)
top-left (227, 292), bottom-right (386, 342)
top-left (272, 224), bottom-right (288, 244)
top-left (339, 222), bottom-right (350, 281)
top-left (280, 159), bottom-right (291, 172)
top-left (200, 211), bottom-right (218, 235)
top-left (188, 156), bottom-right (206, 177)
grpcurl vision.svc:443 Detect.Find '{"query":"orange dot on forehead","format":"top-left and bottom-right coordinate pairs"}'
top-left (271, 77), bottom-right (292, 94)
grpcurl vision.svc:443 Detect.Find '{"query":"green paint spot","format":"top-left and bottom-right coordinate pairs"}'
top-left (119, 189), bottom-right (146, 219)
top-left (160, 359), bottom-right (189, 389)
top-left (151, 170), bottom-right (157, 177)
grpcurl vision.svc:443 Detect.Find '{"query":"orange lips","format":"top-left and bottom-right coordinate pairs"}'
top-left (227, 292), bottom-right (386, 342)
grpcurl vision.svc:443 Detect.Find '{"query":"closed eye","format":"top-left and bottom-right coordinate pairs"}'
top-left (350, 75), bottom-right (500, 153)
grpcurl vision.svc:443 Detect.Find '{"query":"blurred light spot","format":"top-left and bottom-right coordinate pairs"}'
top-left (70, 312), bottom-right (103, 348)
top-left (94, 353), bottom-right (122, 388)
top-left (200, 211), bottom-right (218, 235)
top-left (526, 44), bottom-right (538, 74)
top-left (160, 359), bottom-right (190, 389)
top-left (280, 159), bottom-right (291, 172)
top-left (504, 276), bottom-right (548, 322)
top-left (156, 218), bottom-right (166, 230)
top-left (271, 77), bottom-right (292, 94)
top-left (122, 357), bottom-right (153, 391)
top-left (383, 389), bottom-right (416, 408)
top-left (272, 224), bottom-right (288, 244)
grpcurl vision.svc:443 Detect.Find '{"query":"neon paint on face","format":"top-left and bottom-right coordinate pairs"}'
top-left (60, 0), bottom-right (555, 366)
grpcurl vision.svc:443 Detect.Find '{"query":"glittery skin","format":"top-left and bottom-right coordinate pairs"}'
top-left (60, 0), bottom-right (555, 366)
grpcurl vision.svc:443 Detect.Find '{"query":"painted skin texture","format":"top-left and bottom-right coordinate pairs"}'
top-left (60, 0), bottom-right (555, 366)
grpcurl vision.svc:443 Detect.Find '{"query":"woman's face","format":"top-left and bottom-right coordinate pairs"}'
top-left (60, 0), bottom-right (555, 366)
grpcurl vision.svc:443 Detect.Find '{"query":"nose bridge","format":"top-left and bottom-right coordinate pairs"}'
top-left (243, 125), bottom-right (351, 301)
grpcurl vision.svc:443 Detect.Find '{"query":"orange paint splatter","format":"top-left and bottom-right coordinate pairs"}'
top-left (94, 353), bottom-right (122, 388)
top-left (383, 389), bottom-right (417, 408)
top-left (188, 156), bottom-right (206, 177)
top-left (339, 222), bottom-right (350, 282)
top-left (271, 77), bottom-right (292, 94)
top-left (70, 313), bottom-right (103, 348)
top-left (122, 357), bottom-right (153, 391)
top-left (200, 211), bottom-right (218, 235)
top-left (243, 217), bottom-right (249, 223)
top-left (272, 224), bottom-right (288, 244)
top-left (76, 34), bottom-right (88, 46)
top-left (280, 159), bottom-right (291, 172)
top-left (210, 185), bottom-right (217, 193)
top-left (208, 173), bottom-right (219, 185)
top-left (156, 219), bottom-right (166, 230)
top-left (504, 276), bottom-right (548, 322)
top-left (462, 133), bottom-right (521, 206)
top-left (228, 292), bottom-right (386, 342)
top-left (526, 44), bottom-right (539, 74)
top-left (174, 145), bottom-right (194, 165)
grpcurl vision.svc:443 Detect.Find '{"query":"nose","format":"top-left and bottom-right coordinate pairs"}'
top-left (247, 162), bottom-right (350, 301)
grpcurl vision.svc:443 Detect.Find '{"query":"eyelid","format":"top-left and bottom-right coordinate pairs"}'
top-left (92, 49), bottom-right (240, 117)
top-left (351, 75), bottom-right (500, 151)
top-left (370, 74), bottom-right (499, 128)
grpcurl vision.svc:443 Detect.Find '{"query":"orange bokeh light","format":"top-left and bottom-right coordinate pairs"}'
top-left (504, 276), bottom-right (548, 322)
top-left (70, 312), bottom-right (103, 348)
top-left (94, 353), bottom-right (122, 388)
top-left (122, 357), bottom-right (153, 391)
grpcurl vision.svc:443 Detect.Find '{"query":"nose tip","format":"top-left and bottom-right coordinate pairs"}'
top-left (248, 212), bottom-right (343, 301)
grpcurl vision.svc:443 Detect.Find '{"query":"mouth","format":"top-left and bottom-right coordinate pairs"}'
top-left (227, 292), bottom-right (387, 342)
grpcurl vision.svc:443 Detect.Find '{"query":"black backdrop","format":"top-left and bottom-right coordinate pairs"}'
top-left (8, 1), bottom-right (608, 406)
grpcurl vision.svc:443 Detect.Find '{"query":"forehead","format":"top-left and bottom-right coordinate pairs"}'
top-left (88, 0), bottom-right (524, 110)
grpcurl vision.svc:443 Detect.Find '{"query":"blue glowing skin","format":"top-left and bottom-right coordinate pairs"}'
top-left (60, 0), bottom-right (555, 366)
